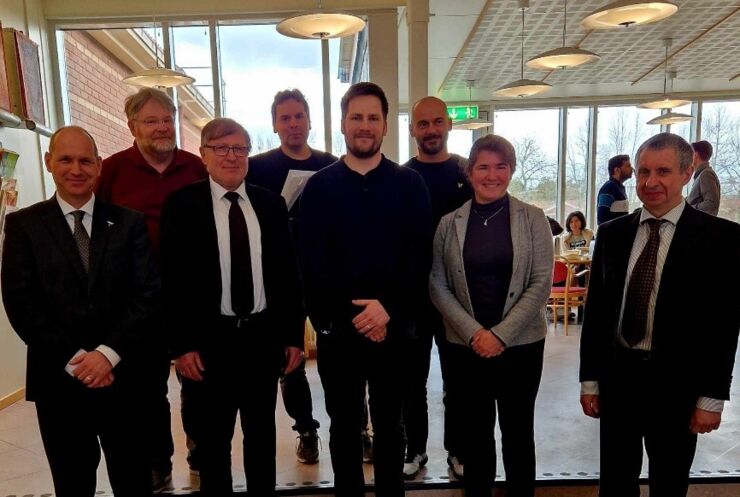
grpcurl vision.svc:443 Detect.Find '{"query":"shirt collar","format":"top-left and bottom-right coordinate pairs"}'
top-left (693, 162), bottom-right (709, 178)
top-left (56, 193), bottom-right (95, 218)
top-left (639, 199), bottom-right (685, 226)
top-left (209, 176), bottom-right (247, 201)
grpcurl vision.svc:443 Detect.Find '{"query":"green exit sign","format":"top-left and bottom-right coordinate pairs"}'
top-left (447, 105), bottom-right (478, 121)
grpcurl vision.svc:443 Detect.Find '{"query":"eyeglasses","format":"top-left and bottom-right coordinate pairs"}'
top-left (203, 144), bottom-right (250, 157)
top-left (135, 118), bottom-right (175, 128)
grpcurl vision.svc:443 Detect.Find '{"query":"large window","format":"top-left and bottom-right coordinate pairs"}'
top-left (565, 108), bottom-right (590, 221)
top-left (701, 100), bottom-right (740, 222)
top-left (595, 105), bottom-right (658, 214)
top-left (493, 109), bottom-right (559, 213)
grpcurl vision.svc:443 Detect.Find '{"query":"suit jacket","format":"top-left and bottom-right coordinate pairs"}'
top-left (1, 197), bottom-right (159, 401)
top-left (429, 195), bottom-right (553, 347)
top-left (579, 204), bottom-right (740, 401)
top-left (160, 179), bottom-right (304, 359)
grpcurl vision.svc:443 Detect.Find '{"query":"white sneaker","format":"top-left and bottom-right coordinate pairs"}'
top-left (403, 453), bottom-right (428, 478)
top-left (447, 455), bottom-right (464, 479)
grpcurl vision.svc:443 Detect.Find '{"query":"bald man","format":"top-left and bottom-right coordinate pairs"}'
top-left (401, 96), bottom-right (471, 478)
top-left (1, 126), bottom-right (158, 496)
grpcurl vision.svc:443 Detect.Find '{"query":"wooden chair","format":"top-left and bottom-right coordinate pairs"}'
top-left (547, 259), bottom-right (589, 335)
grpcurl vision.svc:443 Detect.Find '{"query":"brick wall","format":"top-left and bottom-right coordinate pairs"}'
top-left (63, 31), bottom-right (202, 159)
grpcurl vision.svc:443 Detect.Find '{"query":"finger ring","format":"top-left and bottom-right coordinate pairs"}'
top-left (85, 376), bottom-right (93, 381)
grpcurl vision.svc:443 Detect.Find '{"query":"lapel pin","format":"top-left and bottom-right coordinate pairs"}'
top-left (107, 220), bottom-right (114, 227)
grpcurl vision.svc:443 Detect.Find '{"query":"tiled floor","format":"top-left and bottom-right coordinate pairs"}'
top-left (0, 323), bottom-right (738, 496)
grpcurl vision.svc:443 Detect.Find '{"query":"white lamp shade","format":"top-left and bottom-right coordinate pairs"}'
top-left (494, 79), bottom-right (552, 98)
top-left (277, 12), bottom-right (365, 39)
top-left (582, 1), bottom-right (678, 30)
top-left (647, 111), bottom-right (694, 125)
top-left (122, 67), bottom-right (195, 88)
top-left (638, 97), bottom-right (691, 109)
top-left (452, 118), bottom-right (492, 130)
top-left (527, 47), bottom-right (601, 70)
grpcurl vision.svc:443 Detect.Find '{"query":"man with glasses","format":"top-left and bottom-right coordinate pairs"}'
top-left (97, 88), bottom-right (207, 491)
top-left (160, 118), bottom-right (304, 496)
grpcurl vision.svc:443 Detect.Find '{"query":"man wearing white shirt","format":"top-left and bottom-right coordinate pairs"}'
top-left (1, 126), bottom-right (159, 496)
top-left (160, 118), bottom-right (304, 496)
top-left (579, 132), bottom-right (740, 497)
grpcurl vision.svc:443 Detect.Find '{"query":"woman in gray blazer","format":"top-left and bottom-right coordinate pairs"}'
top-left (429, 134), bottom-right (553, 497)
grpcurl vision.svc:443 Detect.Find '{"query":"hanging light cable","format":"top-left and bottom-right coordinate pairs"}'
top-left (495, 1), bottom-right (552, 98)
top-left (123, 19), bottom-right (195, 88)
top-left (639, 39), bottom-right (689, 109)
top-left (528, 0), bottom-right (600, 70)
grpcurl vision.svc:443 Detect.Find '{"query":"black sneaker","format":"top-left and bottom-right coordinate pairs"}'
top-left (447, 454), bottom-right (464, 479)
top-left (361, 431), bottom-right (373, 463)
top-left (403, 453), bottom-right (428, 478)
top-left (297, 430), bottom-right (320, 464)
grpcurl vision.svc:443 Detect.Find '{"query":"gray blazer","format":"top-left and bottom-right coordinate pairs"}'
top-left (429, 195), bottom-right (553, 347)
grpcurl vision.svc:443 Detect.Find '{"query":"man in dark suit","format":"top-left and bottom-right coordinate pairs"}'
top-left (1, 126), bottom-right (159, 497)
top-left (580, 132), bottom-right (740, 497)
top-left (160, 117), bottom-right (304, 496)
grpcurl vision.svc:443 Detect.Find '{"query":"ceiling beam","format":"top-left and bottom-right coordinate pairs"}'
top-left (631, 7), bottom-right (740, 86)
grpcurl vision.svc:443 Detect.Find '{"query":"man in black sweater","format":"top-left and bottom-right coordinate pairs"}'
top-left (248, 89), bottom-right (335, 464)
top-left (401, 96), bottom-right (471, 479)
top-left (299, 82), bottom-right (433, 497)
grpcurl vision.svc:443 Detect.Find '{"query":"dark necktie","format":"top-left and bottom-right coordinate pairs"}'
top-left (224, 191), bottom-right (254, 316)
top-left (72, 210), bottom-right (90, 273)
top-left (622, 218), bottom-right (666, 347)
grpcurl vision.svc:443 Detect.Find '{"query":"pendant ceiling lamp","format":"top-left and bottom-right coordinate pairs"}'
top-left (527, 0), bottom-right (600, 70)
top-left (277, 0), bottom-right (365, 40)
top-left (639, 39), bottom-right (689, 110)
top-left (495, 0), bottom-right (552, 98)
top-left (452, 81), bottom-right (492, 130)
top-left (647, 110), bottom-right (694, 125)
top-left (123, 22), bottom-right (194, 88)
top-left (582, 1), bottom-right (678, 30)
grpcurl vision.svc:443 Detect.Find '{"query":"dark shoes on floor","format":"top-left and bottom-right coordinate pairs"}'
top-left (297, 429), bottom-right (320, 464)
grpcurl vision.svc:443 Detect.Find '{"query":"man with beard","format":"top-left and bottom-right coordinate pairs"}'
top-left (248, 89), bottom-right (335, 464)
top-left (401, 96), bottom-right (471, 479)
top-left (97, 88), bottom-right (207, 491)
top-left (299, 82), bottom-right (433, 497)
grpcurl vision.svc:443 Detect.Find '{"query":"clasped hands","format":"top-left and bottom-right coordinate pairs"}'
top-left (471, 328), bottom-right (505, 358)
top-left (352, 299), bottom-right (389, 342)
top-left (69, 350), bottom-right (114, 388)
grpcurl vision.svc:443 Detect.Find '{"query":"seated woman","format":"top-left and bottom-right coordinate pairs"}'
top-left (430, 134), bottom-right (552, 497)
top-left (560, 210), bottom-right (594, 251)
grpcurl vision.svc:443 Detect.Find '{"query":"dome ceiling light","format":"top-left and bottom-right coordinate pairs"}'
top-left (647, 110), bottom-right (693, 125)
top-left (277, 0), bottom-right (365, 40)
top-left (495, 0), bottom-right (552, 98)
top-left (582, 1), bottom-right (678, 30)
top-left (528, 0), bottom-right (600, 70)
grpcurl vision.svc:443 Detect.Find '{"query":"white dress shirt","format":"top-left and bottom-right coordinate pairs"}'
top-left (55, 193), bottom-right (121, 370)
top-left (209, 178), bottom-right (266, 315)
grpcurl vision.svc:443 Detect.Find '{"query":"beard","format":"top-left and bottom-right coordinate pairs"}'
top-left (150, 138), bottom-right (176, 154)
top-left (346, 135), bottom-right (382, 159)
top-left (417, 133), bottom-right (446, 155)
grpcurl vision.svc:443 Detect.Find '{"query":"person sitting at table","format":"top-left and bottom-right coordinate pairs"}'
top-left (430, 134), bottom-right (552, 497)
top-left (560, 211), bottom-right (594, 251)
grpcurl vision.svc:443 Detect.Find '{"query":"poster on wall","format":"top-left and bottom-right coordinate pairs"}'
top-left (0, 22), bottom-right (11, 113)
top-left (2, 27), bottom-right (45, 125)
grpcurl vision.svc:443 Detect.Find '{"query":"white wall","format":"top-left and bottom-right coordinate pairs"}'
top-left (0, 0), bottom-right (57, 402)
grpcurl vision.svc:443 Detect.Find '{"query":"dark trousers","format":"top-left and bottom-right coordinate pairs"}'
top-left (280, 357), bottom-right (320, 432)
top-left (194, 316), bottom-right (282, 496)
top-left (35, 377), bottom-right (152, 497)
top-left (598, 350), bottom-right (697, 497)
top-left (317, 331), bottom-right (410, 497)
top-left (402, 315), bottom-right (461, 457)
top-left (450, 339), bottom-right (544, 497)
